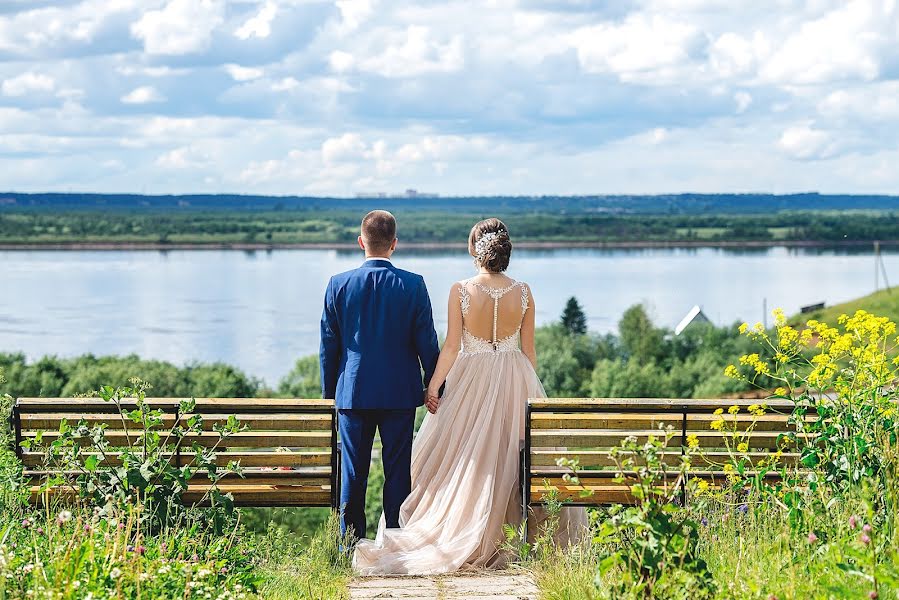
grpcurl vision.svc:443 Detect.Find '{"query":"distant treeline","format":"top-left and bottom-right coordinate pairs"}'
top-left (2, 191), bottom-right (899, 214)
top-left (2, 208), bottom-right (899, 245)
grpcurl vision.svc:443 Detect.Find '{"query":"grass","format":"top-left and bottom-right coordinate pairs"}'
top-left (255, 517), bottom-right (352, 600)
top-left (793, 286), bottom-right (899, 326)
top-left (532, 498), bottom-right (899, 600)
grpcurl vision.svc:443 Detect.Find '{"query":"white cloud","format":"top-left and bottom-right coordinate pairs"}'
top-left (0, 0), bottom-right (136, 54)
top-left (271, 77), bottom-right (299, 91)
top-left (817, 83), bottom-right (899, 121)
top-left (569, 14), bottom-right (704, 82)
top-left (4, 0), bottom-right (899, 194)
top-left (734, 91), bottom-right (752, 114)
top-left (130, 0), bottom-right (224, 55)
top-left (234, 1), bottom-right (278, 40)
top-left (156, 146), bottom-right (209, 169)
top-left (121, 86), bottom-right (166, 104)
top-left (778, 124), bottom-right (837, 160)
top-left (759, 0), bottom-right (891, 85)
top-left (329, 50), bottom-right (355, 73)
top-left (335, 0), bottom-right (375, 31)
top-left (710, 32), bottom-right (768, 78)
top-left (351, 26), bottom-right (464, 78)
top-left (224, 64), bottom-right (264, 81)
top-left (322, 133), bottom-right (367, 164)
top-left (1, 72), bottom-right (55, 96)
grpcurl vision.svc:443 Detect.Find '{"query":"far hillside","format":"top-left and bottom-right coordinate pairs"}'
top-left (3, 191), bottom-right (899, 214)
top-left (795, 287), bottom-right (899, 326)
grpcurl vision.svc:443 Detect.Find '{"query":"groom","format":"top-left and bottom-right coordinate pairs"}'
top-left (320, 210), bottom-right (441, 540)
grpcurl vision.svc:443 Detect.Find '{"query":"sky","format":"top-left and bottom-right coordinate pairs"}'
top-left (1, 0), bottom-right (898, 196)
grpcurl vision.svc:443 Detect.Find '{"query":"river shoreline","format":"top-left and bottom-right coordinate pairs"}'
top-left (1, 239), bottom-right (896, 251)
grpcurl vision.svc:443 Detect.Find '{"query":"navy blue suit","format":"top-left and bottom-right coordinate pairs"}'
top-left (320, 258), bottom-right (440, 539)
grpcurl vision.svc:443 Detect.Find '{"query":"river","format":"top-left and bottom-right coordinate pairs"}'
top-left (1, 246), bottom-right (895, 385)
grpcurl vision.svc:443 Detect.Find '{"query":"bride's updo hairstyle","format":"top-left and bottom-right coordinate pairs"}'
top-left (469, 218), bottom-right (512, 273)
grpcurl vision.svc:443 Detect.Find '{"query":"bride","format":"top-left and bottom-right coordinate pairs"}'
top-left (353, 218), bottom-right (588, 575)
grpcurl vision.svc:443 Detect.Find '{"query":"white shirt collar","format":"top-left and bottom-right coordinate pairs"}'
top-left (364, 256), bottom-right (392, 264)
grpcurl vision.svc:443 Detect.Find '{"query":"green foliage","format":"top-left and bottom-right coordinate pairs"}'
top-left (562, 297), bottom-right (588, 336)
top-left (618, 304), bottom-right (664, 364)
top-left (535, 325), bottom-right (612, 397)
top-left (24, 381), bottom-right (244, 532)
top-left (240, 507), bottom-right (331, 536)
top-left (0, 502), bottom-right (259, 599)
top-left (564, 434), bottom-right (715, 599)
top-left (5, 205), bottom-right (899, 246)
top-left (256, 515), bottom-right (351, 600)
top-left (278, 355), bottom-right (322, 399)
top-left (0, 353), bottom-right (261, 399)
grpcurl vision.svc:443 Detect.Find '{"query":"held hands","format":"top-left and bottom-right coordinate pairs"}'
top-left (425, 388), bottom-right (441, 414)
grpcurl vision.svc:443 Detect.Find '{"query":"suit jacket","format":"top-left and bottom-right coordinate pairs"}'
top-left (320, 258), bottom-right (441, 410)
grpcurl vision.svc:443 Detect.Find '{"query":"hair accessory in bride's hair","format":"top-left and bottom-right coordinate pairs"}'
top-left (474, 229), bottom-right (506, 264)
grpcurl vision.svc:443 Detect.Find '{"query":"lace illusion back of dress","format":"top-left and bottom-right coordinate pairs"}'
top-left (459, 279), bottom-right (529, 355)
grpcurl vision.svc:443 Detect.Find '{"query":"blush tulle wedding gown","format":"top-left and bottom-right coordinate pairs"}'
top-left (353, 278), bottom-right (588, 575)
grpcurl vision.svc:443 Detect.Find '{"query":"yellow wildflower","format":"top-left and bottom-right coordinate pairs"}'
top-left (737, 442), bottom-right (749, 453)
top-left (773, 307), bottom-right (787, 327)
top-left (724, 364), bottom-right (741, 379)
top-left (695, 479), bottom-right (710, 495)
top-left (749, 403), bottom-right (767, 417)
top-left (774, 387), bottom-right (787, 397)
top-left (687, 434), bottom-right (700, 449)
top-left (728, 405), bottom-right (740, 415)
top-left (778, 325), bottom-right (799, 349)
top-left (711, 419), bottom-right (725, 431)
top-left (739, 323), bottom-right (748, 334)
top-left (714, 408), bottom-right (724, 415)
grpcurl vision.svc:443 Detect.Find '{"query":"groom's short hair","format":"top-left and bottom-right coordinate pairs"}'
top-left (361, 210), bottom-right (397, 254)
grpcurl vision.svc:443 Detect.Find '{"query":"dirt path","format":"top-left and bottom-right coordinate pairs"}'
top-left (348, 570), bottom-right (538, 600)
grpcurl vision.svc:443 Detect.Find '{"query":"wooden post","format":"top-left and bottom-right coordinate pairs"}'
top-left (876, 241), bottom-right (880, 291)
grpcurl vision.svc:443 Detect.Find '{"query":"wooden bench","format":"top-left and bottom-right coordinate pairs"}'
top-left (522, 398), bottom-right (807, 515)
top-left (11, 397), bottom-right (340, 508)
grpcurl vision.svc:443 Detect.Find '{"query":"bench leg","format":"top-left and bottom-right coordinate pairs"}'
top-left (519, 445), bottom-right (528, 534)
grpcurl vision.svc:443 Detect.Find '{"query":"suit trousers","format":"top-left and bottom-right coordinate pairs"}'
top-left (338, 408), bottom-right (416, 540)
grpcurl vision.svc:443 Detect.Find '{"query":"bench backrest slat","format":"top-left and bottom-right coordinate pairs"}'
top-left (14, 397), bottom-right (340, 509)
top-left (524, 397), bottom-right (807, 508)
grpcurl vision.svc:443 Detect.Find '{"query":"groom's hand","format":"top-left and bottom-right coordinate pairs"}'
top-left (425, 390), bottom-right (440, 414)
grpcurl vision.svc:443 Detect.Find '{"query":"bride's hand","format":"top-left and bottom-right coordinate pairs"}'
top-left (425, 389), bottom-right (440, 414)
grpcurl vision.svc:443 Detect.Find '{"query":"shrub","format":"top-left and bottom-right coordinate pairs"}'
top-left (23, 381), bottom-right (244, 532)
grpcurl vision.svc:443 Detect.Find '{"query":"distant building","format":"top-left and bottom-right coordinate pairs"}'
top-left (675, 305), bottom-right (711, 335)
top-left (800, 302), bottom-right (825, 314)
top-left (405, 189), bottom-right (439, 198)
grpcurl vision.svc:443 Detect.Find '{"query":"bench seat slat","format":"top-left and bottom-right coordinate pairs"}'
top-left (530, 449), bottom-right (799, 467)
top-left (531, 430), bottom-right (811, 450)
top-left (19, 450), bottom-right (332, 468)
top-left (531, 412), bottom-right (810, 432)
top-left (25, 471), bottom-right (330, 485)
top-left (30, 485), bottom-right (332, 507)
top-left (21, 431), bottom-right (332, 448)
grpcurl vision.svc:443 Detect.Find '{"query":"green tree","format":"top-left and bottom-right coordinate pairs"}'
top-left (561, 297), bottom-right (588, 335)
top-left (590, 358), bottom-right (665, 398)
top-left (535, 324), bottom-right (604, 397)
top-left (278, 355), bottom-right (322, 398)
top-left (618, 304), bottom-right (664, 363)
